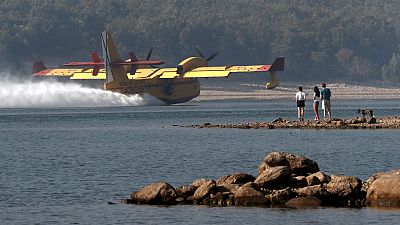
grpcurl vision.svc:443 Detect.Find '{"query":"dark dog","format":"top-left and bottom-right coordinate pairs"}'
top-left (356, 109), bottom-right (374, 118)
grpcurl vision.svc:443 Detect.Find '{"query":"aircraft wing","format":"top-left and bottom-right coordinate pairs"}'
top-left (155, 65), bottom-right (271, 79)
top-left (33, 68), bottom-right (107, 79)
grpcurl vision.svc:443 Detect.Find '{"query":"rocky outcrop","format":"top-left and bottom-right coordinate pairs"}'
top-left (186, 117), bottom-right (400, 129)
top-left (124, 151), bottom-right (399, 208)
top-left (131, 182), bottom-right (177, 204)
top-left (365, 169), bottom-right (400, 207)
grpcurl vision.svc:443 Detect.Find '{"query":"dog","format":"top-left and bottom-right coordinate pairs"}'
top-left (356, 109), bottom-right (374, 118)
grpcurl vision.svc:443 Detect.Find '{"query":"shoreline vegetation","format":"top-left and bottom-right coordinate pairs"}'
top-left (198, 83), bottom-right (400, 101)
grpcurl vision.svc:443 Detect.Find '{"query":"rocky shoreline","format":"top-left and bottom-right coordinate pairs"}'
top-left (122, 152), bottom-right (400, 208)
top-left (185, 117), bottom-right (400, 129)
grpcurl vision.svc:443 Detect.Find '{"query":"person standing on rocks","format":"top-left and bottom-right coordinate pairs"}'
top-left (313, 86), bottom-right (320, 121)
top-left (295, 86), bottom-right (306, 122)
top-left (320, 83), bottom-right (332, 119)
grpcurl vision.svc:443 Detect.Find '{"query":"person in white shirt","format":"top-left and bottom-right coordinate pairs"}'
top-left (295, 86), bottom-right (306, 122)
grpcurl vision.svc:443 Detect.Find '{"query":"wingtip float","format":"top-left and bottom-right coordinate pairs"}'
top-left (33, 31), bottom-right (285, 104)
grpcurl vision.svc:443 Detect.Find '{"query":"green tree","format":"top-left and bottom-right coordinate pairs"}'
top-left (382, 53), bottom-right (400, 82)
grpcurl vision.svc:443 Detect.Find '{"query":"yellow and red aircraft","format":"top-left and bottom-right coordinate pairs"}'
top-left (33, 31), bottom-right (285, 104)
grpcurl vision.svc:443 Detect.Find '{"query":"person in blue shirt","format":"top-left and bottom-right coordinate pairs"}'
top-left (320, 83), bottom-right (331, 119)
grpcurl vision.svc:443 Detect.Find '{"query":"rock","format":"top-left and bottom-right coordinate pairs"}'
top-left (263, 152), bottom-right (319, 176)
top-left (216, 173), bottom-right (255, 186)
top-left (267, 188), bottom-right (295, 205)
top-left (193, 180), bottom-right (217, 202)
top-left (326, 175), bottom-right (363, 206)
top-left (291, 176), bottom-right (308, 188)
top-left (326, 175), bottom-right (362, 197)
top-left (254, 166), bottom-right (291, 189)
top-left (362, 171), bottom-right (385, 193)
top-left (366, 169), bottom-right (400, 207)
top-left (368, 117), bottom-right (377, 124)
top-left (234, 183), bottom-right (268, 206)
top-left (285, 196), bottom-right (322, 208)
top-left (272, 117), bottom-right (285, 123)
top-left (192, 178), bottom-right (212, 188)
top-left (306, 171), bottom-right (331, 186)
top-left (218, 183), bottom-right (240, 195)
top-left (351, 117), bottom-right (366, 124)
top-left (294, 185), bottom-right (330, 198)
top-left (175, 185), bottom-right (196, 203)
top-left (258, 162), bottom-right (267, 176)
top-left (131, 181), bottom-right (177, 205)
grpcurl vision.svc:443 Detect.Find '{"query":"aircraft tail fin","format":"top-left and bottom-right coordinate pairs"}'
top-left (101, 31), bottom-right (128, 83)
top-left (129, 52), bottom-right (138, 62)
top-left (32, 61), bottom-right (46, 74)
top-left (91, 52), bottom-right (101, 63)
top-left (266, 57), bottom-right (284, 89)
top-left (91, 52), bottom-right (101, 76)
top-left (268, 57), bottom-right (285, 72)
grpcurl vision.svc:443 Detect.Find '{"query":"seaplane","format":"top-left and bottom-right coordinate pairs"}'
top-left (33, 31), bottom-right (285, 104)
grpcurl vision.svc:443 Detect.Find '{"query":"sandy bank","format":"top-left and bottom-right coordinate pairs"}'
top-left (198, 83), bottom-right (400, 101)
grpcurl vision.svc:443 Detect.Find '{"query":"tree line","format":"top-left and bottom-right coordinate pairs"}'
top-left (1, 0), bottom-right (400, 83)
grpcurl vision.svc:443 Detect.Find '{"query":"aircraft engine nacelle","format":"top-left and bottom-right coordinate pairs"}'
top-left (177, 57), bottom-right (208, 74)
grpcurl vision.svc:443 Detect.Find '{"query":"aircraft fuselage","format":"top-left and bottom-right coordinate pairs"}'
top-left (104, 78), bottom-right (200, 104)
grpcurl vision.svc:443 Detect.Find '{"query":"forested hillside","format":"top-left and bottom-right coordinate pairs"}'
top-left (1, 0), bottom-right (400, 83)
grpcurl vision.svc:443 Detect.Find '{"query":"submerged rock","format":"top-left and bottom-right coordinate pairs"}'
top-left (285, 196), bottom-right (322, 208)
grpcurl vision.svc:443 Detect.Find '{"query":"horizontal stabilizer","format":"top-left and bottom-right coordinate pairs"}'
top-left (32, 61), bottom-right (46, 74)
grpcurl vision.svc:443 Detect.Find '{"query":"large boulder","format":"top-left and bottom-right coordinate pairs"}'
top-left (192, 180), bottom-right (217, 202)
top-left (254, 166), bottom-right (291, 189)
top-left (131, 181), bottom-right (177, 204)
top-left (216, 173), bottom-right (255, 186)
top-left (234, 183), bottom-right (267, 206)
top-left (262, 152), bottom-right (319, 176)
top-left (366, 169), bottom-right (400, 207)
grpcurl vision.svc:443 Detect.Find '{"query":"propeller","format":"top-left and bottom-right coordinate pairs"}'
top-left (145, 47), bottom-right (159, 68)
top-left (196, 47), bottom-right (218, 62)
top-left (146, 47), bottom-right (153, 61)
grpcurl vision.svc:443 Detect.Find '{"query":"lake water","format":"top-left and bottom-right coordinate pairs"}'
top-left (1, 97), bottom-right (400, 224)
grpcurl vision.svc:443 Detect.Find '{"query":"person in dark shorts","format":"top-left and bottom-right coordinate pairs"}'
top-left (295, 86), bottom-right (306, 122)
top-left (313, 86), bottom-right (320, 121)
